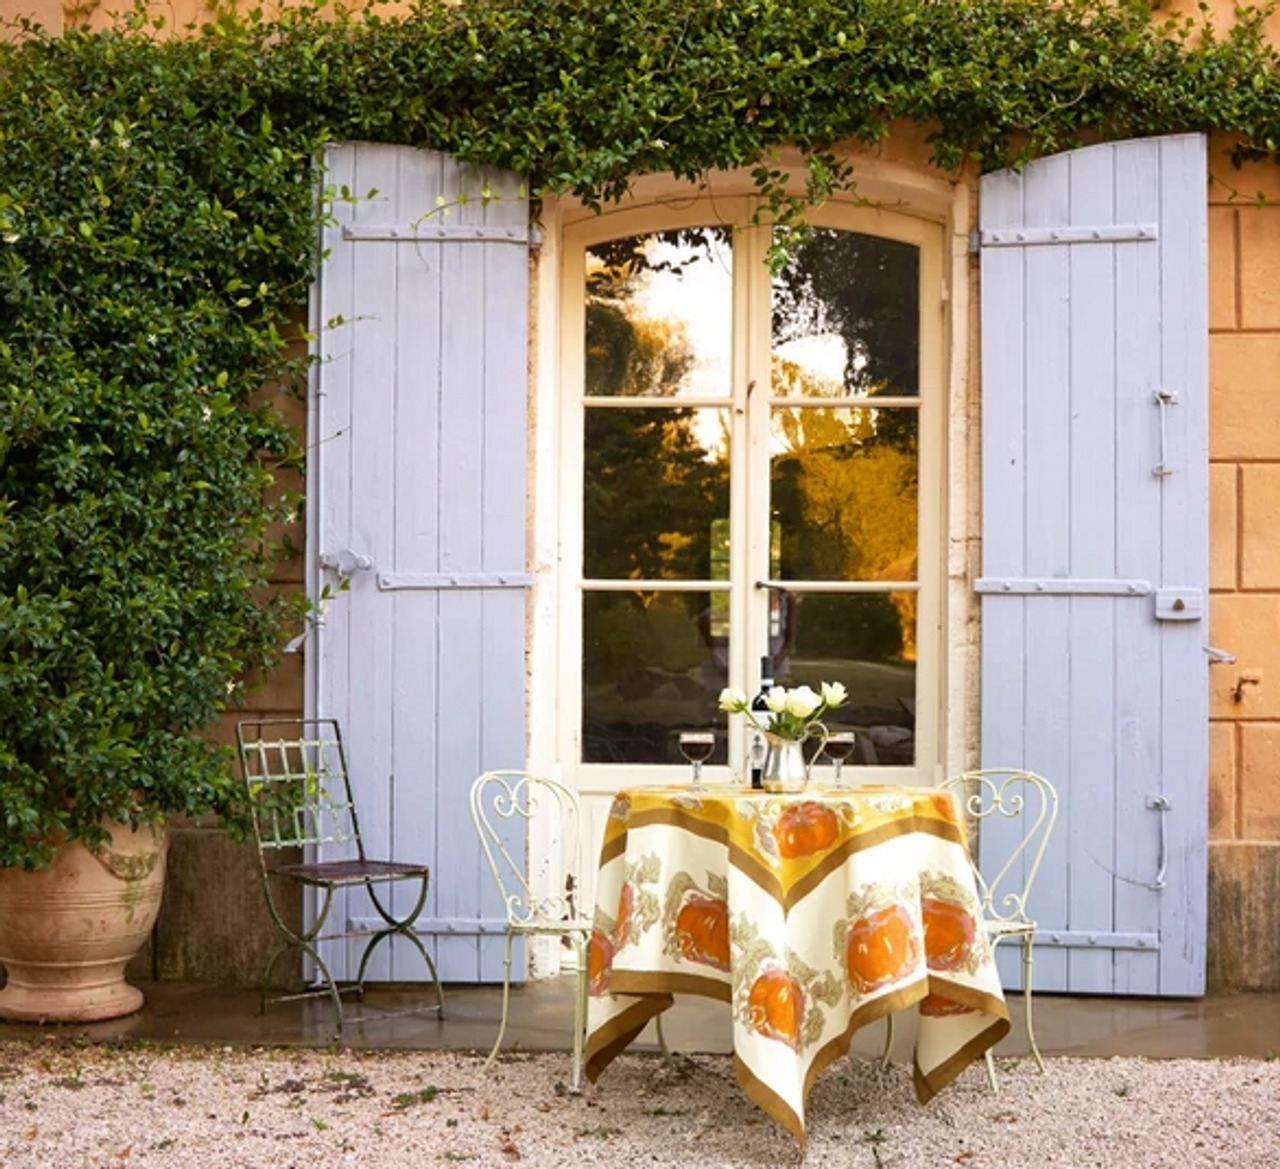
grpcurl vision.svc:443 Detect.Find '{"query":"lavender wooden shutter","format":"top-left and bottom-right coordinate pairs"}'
top-left (979, 134), bottom-right (1208, 996)
top-left (313, 143), bottom-right (530, 983)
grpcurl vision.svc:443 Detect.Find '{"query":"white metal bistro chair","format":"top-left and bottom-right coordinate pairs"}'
top-left (469, 771), bottom-right (592, 1091)
top-left (881, 768), bottom-right (1059, 1089)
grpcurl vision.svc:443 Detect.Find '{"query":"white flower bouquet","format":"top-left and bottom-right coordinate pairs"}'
top-left (718, 680), bottom-right (847, 741)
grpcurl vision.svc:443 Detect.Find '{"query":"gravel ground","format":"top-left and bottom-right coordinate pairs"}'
top-left (1, 1039), bottom-right (1278, 1168)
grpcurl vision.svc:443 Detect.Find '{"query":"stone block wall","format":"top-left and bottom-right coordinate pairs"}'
top-left (1206, 134), bottom-right (1280, 989)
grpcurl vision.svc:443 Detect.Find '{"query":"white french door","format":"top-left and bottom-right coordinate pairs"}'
top-left (558, 199), bottom-right (944, 794)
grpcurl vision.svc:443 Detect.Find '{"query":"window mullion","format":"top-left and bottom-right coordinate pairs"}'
top-left (731, 224), bottom-right (771, 762)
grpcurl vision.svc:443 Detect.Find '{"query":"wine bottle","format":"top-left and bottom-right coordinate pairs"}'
top-left (749, 655), bottom-right (775, 790)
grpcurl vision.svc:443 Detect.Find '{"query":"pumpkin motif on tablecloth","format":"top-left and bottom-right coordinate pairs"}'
top-left (930, 791), bottom-right (961, 826)
top-left (592, 853), bottom-right (662, 997)
top-left (919, 872), bottom-right (987, 975)
top-left (919, 991), bottom-right (975, 1017)
top-left (921, 892), bottom-right (976, 971)
top-left (606, 854), bottom-right (662, 954)
top-left (732, 916), bottom-right (842, 1053)
top-left (587, 927), bottom-right (614, 996)
top-left (614, 881), bottom-right (636, 949)
top-left (663, 871), bottom-right (731, 971)
top-left (674, 891), bottom-right (730, 970)
top-left (773, 800), bottom-right (841, 860)
top-left (837, 886), bottom-right (922, 995)
top-left (745, 962), bottom-right (805, 1050)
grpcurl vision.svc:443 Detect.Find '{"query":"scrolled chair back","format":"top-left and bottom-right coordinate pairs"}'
top-left (469, 771), bottom-right (586, 932)
top-left (939, 768), bottom-right (1059, 929)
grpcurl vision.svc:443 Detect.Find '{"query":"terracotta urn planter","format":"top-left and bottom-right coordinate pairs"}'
top-left (0, 819), bottom-right (169, 1022)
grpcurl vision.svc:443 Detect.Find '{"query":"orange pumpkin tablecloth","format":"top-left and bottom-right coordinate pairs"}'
top-left (584, 785), bottom-right (1011, 1145)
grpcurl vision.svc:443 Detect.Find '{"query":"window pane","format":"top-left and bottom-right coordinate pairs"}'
top-left (582, 591), bottom-right (728, 764)
top-left (585, 229), bottom-right (732, 399)
top-left (771, 228), bottom-right (919, 399)
top-left (775, 591), bottom-right (917, 767)
top-left (769, 407), bottom-right (918, 583)
top-left (584, 407), bottom-right (729, 580)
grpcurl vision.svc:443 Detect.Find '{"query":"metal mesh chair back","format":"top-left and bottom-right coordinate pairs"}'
top-left (236, 719), bottom-right (364, 859)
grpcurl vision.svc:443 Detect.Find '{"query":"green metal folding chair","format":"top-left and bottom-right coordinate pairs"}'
top-left (236, 718), bottom-right (444, 1035)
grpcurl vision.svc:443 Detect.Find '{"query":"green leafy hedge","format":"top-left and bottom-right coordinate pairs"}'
top-left (1, 0), bottom-right (1279, 865)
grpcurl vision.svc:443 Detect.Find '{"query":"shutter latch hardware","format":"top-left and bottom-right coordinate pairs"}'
top-left (1144, 795), bottom-right (1171, 892)
top-left (319, 549), bottom-right (374, 581)
top-left (1152, 388), bottom-right (1178, 477)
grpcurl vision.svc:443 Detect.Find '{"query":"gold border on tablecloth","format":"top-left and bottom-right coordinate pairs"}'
top-left (910, 974), bottom-right (1011, 1103)
top-left (803, 975), bottom-right (932, 1106)
top-left (607, 969), bottom-right (733, 1002)
top-left (797, 972), bottom-right (1010, 1114)
top-left (604, 797), bottom-right (965, 912)
top-left (597, 803), bottom-right (728, 868)
top-left (734, 1053), bottom-right (806, 1148)
top-left (584, 993), bottom-right (673, 1083)
top-left (919, 974), bottom-right (1010, 1025)
top-left (912, 1018), bottom-right (1011, 1103)
top-left (782, 816), bottom-right (963, 909)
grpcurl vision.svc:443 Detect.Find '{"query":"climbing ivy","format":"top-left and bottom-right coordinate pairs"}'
top-left (1, 0), bottom-right (1279, 864)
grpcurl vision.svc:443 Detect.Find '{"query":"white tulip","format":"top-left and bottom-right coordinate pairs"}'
top-left (718, 687), bottom-right (747, 712)
top-left (820, 681), bottom-right (848, 708)
top-left (784, 686), bottom-right (822, 718)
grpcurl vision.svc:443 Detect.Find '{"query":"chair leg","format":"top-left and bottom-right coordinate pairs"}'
top-left (401, 929), bottom-right (445, 1019)
top-left (259, 883), bottom-right (347, 1038)
top-left (879, 1012), bottom-right (895, 1070)
top-left (481, 931), bottom-right (516, 1077)
top-left (984, 1048), bottom-right (999, 1092)
top-left (1022, 934), bottom-right (1045, 1073)
top-left (361, 876), bottom-right (443, 1016)
top-left (655, 1012), bottom-right (671, 1060)
top-left (571, 942), bottom-right (587, 1093)
top-left (259, 942), bottom-right (291, 1016)
top-left (307, 948), bottom-right (346, 1039)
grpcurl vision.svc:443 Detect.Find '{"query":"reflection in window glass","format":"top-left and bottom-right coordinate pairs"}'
top-left (586, 230), bottom-right (732, 399)
top-left (772, 228), bottom-right (920, 399)
top-left (577, 220), bottom-right (927, 771)
top-left (777, 590), bottom-right (917, 767)
top-left (583, 408), bottom-right (729, 581)
top-left (769, 407), bottom-right (918, 584)
top-left (582, 591), bottom-right (728, 764)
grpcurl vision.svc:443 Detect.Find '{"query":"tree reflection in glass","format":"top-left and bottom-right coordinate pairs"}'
top-left (581, 231), bottom-right (731, 763)
top-left (763, 228), bottom-right (922, 765)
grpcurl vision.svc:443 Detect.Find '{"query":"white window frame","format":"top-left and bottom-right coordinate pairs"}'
top-left (529, 160), bottom-right (970, 816)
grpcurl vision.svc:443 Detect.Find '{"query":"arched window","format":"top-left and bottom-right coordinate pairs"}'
top-left (558, 197), bottom-right (944, 785)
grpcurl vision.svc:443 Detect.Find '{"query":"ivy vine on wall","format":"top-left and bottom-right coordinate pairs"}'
top-left (0, 0), bottom-right (1278, 862)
